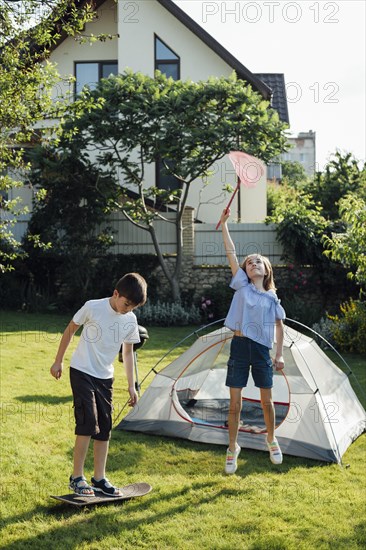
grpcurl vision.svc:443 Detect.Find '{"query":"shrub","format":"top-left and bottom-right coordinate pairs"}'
top-left (5, 253), bottom-right (161, 313)
top-left (323, 193), bottom-right (366, 289)
top-left (328, 299), bottom-right (366, 354)
top-left (266, 189), bottom-right (329, 265)
top-left (91, 254), bottom-right (160, 301)
top-left (136, 300), bottom-right (201, 327)
top-left (199, 296), bottom-right (215, 323)
top-left (194, 283), bottom-right (233, 322)
top-left (311, 317), bottom-right (337, 349)
top-left (281, 295), bottom-right (323, 327)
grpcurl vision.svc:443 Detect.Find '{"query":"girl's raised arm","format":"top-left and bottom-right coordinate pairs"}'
top-left (220, 208), bottom-right (239, 276)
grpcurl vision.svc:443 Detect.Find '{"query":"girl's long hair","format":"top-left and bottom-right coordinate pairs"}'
top-left (242, 254), bottom-right (276, 291)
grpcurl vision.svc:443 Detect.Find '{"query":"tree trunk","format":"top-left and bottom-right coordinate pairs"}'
top-left (148, 224), bottom-right (181, 302)
top-left (170, 275), bottom-right (181, 302)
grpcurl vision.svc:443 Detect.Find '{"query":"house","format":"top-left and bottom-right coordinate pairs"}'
top-left (256, 73), bottom-right (290, 182)
top-left (13, 0), bottom-right (290, 239)
top-left (50, 0), bottom-right (290, 224)
top-left (283, 130), bottom-right (316, 176)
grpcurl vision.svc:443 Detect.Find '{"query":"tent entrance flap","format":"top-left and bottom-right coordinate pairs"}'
top-left (178, 397), bottom-right (290, 433)
top-left (175, 364), bottom-right (290, 432)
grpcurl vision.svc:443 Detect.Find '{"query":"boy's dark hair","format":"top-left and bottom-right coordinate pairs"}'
top-left (115, 273), bottom-right (147, 306)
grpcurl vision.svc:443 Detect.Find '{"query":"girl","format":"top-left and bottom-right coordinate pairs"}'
top-left (220, 208), bottom-right (285, 474)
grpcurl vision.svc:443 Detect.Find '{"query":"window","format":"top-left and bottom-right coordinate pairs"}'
top-left (154, 37), bottom-right (180, 190)
top-left (156, 159), bottom-right (180, 195)
top-left (267, 163), bottom-right (282, 181)
top-left (75, 61), bottom-right (118, 94)
top-left (154, 35), bottom-right (180, 80)
top-left (0, 186), bottom-right (7, 206)
top-left (300, 153), bottom-right (306, 163)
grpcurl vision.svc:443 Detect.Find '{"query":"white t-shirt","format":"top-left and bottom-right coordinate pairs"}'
top-left (70, 298), bottom-right (140, 379)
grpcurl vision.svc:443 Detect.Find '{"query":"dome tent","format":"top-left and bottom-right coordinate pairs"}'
top-left (117, 322), bottom-right (365, 463)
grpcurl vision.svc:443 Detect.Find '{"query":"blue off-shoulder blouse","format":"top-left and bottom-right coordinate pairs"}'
top-left (224, 268), bottom-right (286, 349)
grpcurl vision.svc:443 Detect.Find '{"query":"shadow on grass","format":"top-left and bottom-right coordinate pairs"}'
top-left (4, 500), bottom-right (365, 550)
top-left (1, 431), bottom-right (355, 549)
top-left (2, 480), bottom-right (248, 549)
top-left (1, 311), bottom-right (70, 334)
top-left (15, 394), bottom-right (72, 405)
top-left (106, 431), bottom-right (325, 476)
top-left (56, 430), bottom-right (324, 496)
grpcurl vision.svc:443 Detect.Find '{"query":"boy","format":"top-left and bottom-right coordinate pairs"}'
top-left (50, 272), bottom-right (147, 496)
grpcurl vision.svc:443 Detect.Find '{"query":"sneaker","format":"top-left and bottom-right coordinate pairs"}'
top-left (224, 443), bottom-right (241, 474)
top-left (91, 477), bottom-right (123, 497)
top-left (267, 438), bottom-right (283, 465)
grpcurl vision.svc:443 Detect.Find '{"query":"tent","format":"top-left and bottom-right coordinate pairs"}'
top-left (117, 323), bottom-right (365, 463)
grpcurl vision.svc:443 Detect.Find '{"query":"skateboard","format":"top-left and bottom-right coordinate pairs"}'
top-left (51, 482), bottom-right (152, 507)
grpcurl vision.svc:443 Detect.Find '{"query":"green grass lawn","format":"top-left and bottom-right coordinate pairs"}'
top-left (1, 310), bottom-right (365, 549)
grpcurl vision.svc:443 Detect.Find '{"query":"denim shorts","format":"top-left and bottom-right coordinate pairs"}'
top-left (225, 336), bottom-right (273, 389)
top-left (70, 367), bottom-right (113, 441)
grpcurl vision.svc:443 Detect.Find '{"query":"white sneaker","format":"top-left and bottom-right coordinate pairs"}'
top-left (267, 438), bottom-right (283, 464)
top-left (225, 443), bottom-right (241, 474)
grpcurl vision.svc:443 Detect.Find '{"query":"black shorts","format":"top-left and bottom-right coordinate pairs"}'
top-left (70, 367), bottom-right (113, 441)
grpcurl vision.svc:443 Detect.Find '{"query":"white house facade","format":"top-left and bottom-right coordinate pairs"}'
top-left (12, 0), bottom-right (290, 241)
top-left (283, 130), bottom-right (316, 176)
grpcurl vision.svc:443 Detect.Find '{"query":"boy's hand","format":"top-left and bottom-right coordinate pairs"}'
top-left (128, 387), bottom-right (138, 407)
top-left (273, 355), bottom-right (285, 371)
top-left (51, 362), bottom-right (63, 380)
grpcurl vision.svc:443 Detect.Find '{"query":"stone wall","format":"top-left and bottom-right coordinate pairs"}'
top-left (154, 258), bottom-right (358, 325)
top-left (152, 207), bottom-right (358, 321)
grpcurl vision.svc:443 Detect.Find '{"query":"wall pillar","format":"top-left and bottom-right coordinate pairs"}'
top-left (182, 206), bottom-right (194, 261)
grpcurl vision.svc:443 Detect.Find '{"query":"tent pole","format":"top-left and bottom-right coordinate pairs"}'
top-left (134, 350), bottom-right (141, 396)
top-left (286, 318), bottom-right (366, 401)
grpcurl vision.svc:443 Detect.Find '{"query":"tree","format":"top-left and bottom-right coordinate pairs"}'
top-left (23, 144), bottom-right (119, 307)
top-left (62, 70), bottom-right (289, 300)
top-left (267, 151), bottom-right (366, 265)
top-left (280, 160), bottom-right (308, 187)
top-left (304, 151), bottom-right (366, 222)
top-left (266, 154), bottom-right (364, 323)
top-left (266, 188), bottom-right (329, 265)
top-left (323, 194), bottom-right (366, 290)
top-left (0, 0), bottom-right (100, 272)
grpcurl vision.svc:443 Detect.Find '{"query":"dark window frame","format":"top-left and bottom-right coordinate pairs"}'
top-left (154, 34), bottom-right (180, 80)
top-left (155, 158), bottom-right (181, 197)
top-left (154, 36), bottom-right (181, 191)
top-left (74, 60), bottom-right (118, 94)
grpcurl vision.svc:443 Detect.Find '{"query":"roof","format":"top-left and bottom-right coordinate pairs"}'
top-left (40, 0), bottom-right (271, 100)
top-left (156, 0), bottom-right (271, 100)
top-left (254, 73), bottom-right (290, 124)
top-left (35, 1), bottom-right (291, 117)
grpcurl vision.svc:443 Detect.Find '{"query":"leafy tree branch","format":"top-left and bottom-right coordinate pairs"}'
top-left (60, 70), bottom-right (288, 299)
